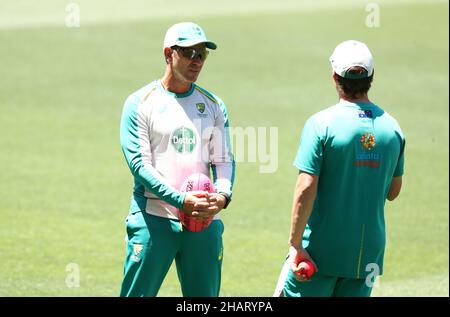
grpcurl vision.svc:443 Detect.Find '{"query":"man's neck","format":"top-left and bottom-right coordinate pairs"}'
top-left (339, 94), bottom-right (370, 103)
top-left (160, 72), bottom-right (192, 94)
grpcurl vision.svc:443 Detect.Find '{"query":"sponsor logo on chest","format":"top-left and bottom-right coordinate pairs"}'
top-left (171, 126), bottom-right (197, 153)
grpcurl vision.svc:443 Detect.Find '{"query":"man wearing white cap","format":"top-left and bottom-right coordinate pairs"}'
top-left (119, 22), bottom-right (235, 297)
top-left (274, 40), bottom-right (405, 297)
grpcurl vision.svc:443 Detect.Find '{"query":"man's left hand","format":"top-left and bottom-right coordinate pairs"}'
top-left (207, 193), bottom-right (226, 213)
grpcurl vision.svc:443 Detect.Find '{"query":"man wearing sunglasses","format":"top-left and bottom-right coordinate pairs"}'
top-left (119, 22), bottom-right (235, 297)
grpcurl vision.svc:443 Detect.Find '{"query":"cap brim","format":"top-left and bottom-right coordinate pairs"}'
top-left (176, 39), bottom-right (217, 50)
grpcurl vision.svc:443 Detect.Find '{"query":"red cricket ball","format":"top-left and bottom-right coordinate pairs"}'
top-left (294, 259), bottom-right (315, 279)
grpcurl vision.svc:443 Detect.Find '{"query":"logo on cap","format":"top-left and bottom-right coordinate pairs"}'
top-left (193, 26), bottom-right (203, 36)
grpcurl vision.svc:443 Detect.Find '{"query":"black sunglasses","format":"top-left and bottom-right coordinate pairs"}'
top-left (172, 46), bottom-right (209, 61)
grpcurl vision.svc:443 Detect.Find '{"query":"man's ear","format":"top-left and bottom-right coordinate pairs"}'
top-left (332, 72), bottom-right (338, 83)
top-left (164, 47), bottom-right (172, 64)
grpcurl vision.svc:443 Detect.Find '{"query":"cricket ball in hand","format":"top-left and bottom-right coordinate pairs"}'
top-left (294, 259), bottom-right (315, 279)
top-left (178, 173), bottom-right (215, 232)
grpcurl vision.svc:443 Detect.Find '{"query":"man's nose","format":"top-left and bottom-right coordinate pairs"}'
top-left (191, 57), bottom-right (203, 66)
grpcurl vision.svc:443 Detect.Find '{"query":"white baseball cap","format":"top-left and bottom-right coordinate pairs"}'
top-left (329, 40), bottom-right (374, 79)
top-left (163, 22), bottom-right (217, 50)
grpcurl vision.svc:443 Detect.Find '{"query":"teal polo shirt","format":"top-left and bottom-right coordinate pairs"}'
top-left (294, 100), bottom-right (405, 279)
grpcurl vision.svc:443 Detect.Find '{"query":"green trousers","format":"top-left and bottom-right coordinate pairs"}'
top-left (284, 270), bottom-right (373, 297)
top-left (120, 211), bottom-right (224, 297)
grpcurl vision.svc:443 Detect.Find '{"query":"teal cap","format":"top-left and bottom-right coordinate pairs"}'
top-left (163, 22), bottom-right (217, 50)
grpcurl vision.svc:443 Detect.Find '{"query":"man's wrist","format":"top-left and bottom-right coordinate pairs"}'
top-left (288, 238), bottom-right (302, 249)
top-left (218, 192), bottom-right (231, 209)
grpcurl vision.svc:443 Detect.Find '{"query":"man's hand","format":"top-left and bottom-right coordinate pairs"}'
top-left (182, 191), bottom-right (208, 215)
top-left (182, 192), bottom-right (226, 220)
top-left (289, 246), bottom-right (318, 282)
top-left (207, 192), bottom-right (226, 212)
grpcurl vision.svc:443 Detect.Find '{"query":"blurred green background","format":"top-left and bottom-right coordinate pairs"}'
top-left (0, 0), bottom-right (448, 296)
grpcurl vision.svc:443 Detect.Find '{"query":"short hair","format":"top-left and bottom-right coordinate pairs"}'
top-left (335, 67), bottom-right (374, 99)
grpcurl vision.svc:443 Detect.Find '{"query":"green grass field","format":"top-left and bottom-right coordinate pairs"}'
top-left (0, 0), bottom-right (448, 296)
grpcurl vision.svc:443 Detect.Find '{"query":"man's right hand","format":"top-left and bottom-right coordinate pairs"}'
top-left (182, 191), bottom-right (216, 220)
top-left (289, 246), bottom-right (318, 282)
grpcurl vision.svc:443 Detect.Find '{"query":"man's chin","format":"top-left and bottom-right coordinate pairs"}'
top-left (186, 76), bottom-right (199, 83)
top-left (188, 70), bottom-right (201, 81)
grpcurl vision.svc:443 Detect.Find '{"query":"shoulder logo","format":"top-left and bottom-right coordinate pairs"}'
top-left (196, 103), bottom-right (205, 113)
top-left (360, 132), bottom-right (376, 150)
top-left (358, 110), bottom-right (373, 118)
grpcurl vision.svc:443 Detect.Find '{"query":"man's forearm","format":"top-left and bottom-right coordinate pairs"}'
top-left (288, 172), bottom-right (319, 248)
